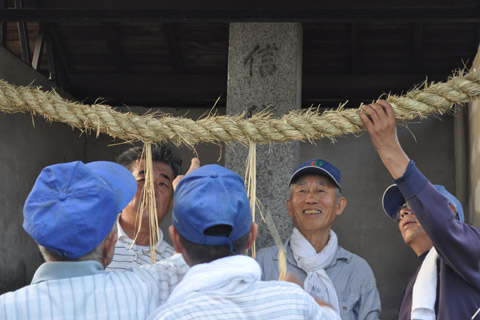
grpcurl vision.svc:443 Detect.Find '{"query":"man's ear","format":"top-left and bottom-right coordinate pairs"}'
top-left (335, 196), bottom-right (347, 216)
top-left (245, 222), bottom-right (258, 250)
top-left (286, 199), bottom-right (293, 217)
top-left (169, 225), bottom-right (183, 254)
top-left (102, 230), bottom-right (118, 268)
top-left (169, 225), bottom-right (194, 266)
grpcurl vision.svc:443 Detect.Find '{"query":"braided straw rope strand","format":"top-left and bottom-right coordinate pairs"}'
top-left (0, 70), bottom-right (479, 145)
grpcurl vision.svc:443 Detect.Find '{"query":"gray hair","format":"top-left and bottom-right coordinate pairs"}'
top-left (38, 223), bottom-right (117, 262)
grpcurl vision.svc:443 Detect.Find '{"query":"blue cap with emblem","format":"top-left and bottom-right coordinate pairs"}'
top-left (172, 164), bottom-right (252, 253)
top-left (23, 161), bottom-right (136, 259)
top-left (289, 158), bottom-right (342, 192)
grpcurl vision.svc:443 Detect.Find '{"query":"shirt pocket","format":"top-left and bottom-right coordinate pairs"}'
top-left (338, 296), bottom-right (358, 320)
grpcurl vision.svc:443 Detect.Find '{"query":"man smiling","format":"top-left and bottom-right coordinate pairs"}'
top-left (256, 159), bottom-right (381, 320)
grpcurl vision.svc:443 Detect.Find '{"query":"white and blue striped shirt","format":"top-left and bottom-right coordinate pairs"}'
top-left (1, 254), bottom-right (188, 320)
top-left (148, 281), bottom-right (340, 320)
top-left (106, 220), bottom-right (175, 271)
top-left (147, 256), bottom-right (340, 320)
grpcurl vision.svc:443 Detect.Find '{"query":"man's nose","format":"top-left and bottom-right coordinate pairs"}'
top-left (400, 207), bottom-right (411, 219)
top-left (305, 190), bottom-right (317, 203)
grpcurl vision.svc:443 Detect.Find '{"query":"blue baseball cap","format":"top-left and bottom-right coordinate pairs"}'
top-left (23, 161), bottom-right (137, 259)
top-left (289, 158), bottom-right (342, 192)
top-left (173, 164), bottom-right (252, 253)
top-left (382, 184), bottom-right (464, 222)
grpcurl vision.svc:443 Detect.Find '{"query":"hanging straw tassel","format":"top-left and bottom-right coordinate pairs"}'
top-left (134, 143), bottom-right (161, 263)
top-left (244, 140), bottom-right (286, 276)
top-left (245, 141), bottom-right (257, 257)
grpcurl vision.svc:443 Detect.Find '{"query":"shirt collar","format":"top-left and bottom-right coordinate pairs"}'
top-left (116, 218), bottom-right (165, 251)
top-left (31, 260), bottom-right (104, 284)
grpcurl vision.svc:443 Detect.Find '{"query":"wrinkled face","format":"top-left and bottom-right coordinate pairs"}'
top-left (396, 204), bottom-right (428, 246)
top-left (123, 160), bottom-right (175, 223)
top-left (287, 174), bottom-right (346, 235)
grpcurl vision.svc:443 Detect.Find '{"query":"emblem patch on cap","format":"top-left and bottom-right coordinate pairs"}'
top-left (311, 160), bottom-right (323, 167)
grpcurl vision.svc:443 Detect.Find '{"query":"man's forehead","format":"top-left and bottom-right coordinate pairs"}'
top-left (292, 173), bottom-right (334, 186)
top-left (131, 160), bottom-right (172, 175)
top-left (130, 159), bottom-right (146, 172)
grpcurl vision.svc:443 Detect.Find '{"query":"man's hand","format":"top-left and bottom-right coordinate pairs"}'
top-left (359, 100), bottom-right (410, 179)
top-left (172, 158), bottom-right (200, 190)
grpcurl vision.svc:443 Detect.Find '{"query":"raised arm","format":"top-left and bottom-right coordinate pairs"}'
top-left (359, 100), bottom-right (410, 179)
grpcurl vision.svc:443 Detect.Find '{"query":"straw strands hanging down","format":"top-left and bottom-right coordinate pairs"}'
top-left (0, 70), bottom-right (479, 146)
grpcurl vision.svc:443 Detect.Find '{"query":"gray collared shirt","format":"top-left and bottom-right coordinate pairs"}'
top-left (256, 238), bottom-right (381, 320)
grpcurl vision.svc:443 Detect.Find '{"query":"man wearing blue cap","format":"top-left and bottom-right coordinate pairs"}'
top-left (256, 159), bottom-right (381, 319)
top-left (147, 164), bottom-right (340, 320)
top-left (0, 161), bottom-right (188, 319)
top-left (360, 99), bottom-right (480, 319)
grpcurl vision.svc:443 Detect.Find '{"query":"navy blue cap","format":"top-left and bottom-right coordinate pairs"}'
top-left (173, 164), bottom-right (252, 252)
top-left (289, 159), bottom-right (342, 192)
top-left (23, 161), bottom-right (137, 259)
top-left (382, 184), bottom-right (464, 222)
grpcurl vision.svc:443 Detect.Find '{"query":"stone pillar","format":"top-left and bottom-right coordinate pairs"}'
top-left (468, 44), bottom-right (480, 227)
top-left (226, 23), bottom-right (302, 249)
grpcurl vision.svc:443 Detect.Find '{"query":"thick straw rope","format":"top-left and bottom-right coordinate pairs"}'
top-left (3, 70), bottom-right (478, 268)
top-left (1, 70), bottom-right (479, 146)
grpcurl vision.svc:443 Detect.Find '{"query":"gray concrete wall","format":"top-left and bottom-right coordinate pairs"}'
top-left (0, 46), bottom-right (87, 293)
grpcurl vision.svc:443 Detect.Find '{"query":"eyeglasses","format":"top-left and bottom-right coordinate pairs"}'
top-left (392, 203), bottom-right (411, 223)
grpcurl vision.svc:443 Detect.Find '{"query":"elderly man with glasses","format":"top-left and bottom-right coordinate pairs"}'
top-left (360, 99), bottom-right (480, 320)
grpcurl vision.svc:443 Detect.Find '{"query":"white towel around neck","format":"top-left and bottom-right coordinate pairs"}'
top-left (167, 255), bottom-right (261, 302)
top-left (411, 247), bottom-right (439, 320)
top-left (290, 227), bottom-right (340, 313)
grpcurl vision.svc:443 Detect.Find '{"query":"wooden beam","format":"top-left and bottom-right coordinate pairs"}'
top-left (163, 23), bottom-right (185, 74)
top-left (413, 23), bottom-right (423, 72)
top-left (44, 24), bottom-right (72, 91)
top-left (0, 8), bottom-right (479, 23)
top-left (0, 0), bottom-right (6, 47)
top-left (69, 74), bottom-right (226, 99)
top-left (102, 23), bottom-right (129, 72)
top-left (67, 73), bottom-right (449, 107)
top-left (45, 23), bottom-right (72, 74)
top-left (350, 23), bottom-right (359, 74)
top-left (31, 26), bottom-right (45, 70)
top-left (477, 23), bottom-right (480, 50)
top-left (45, 30), bottom-right (56, 81)
top-left (14, 0), bottom-right (31, 63)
